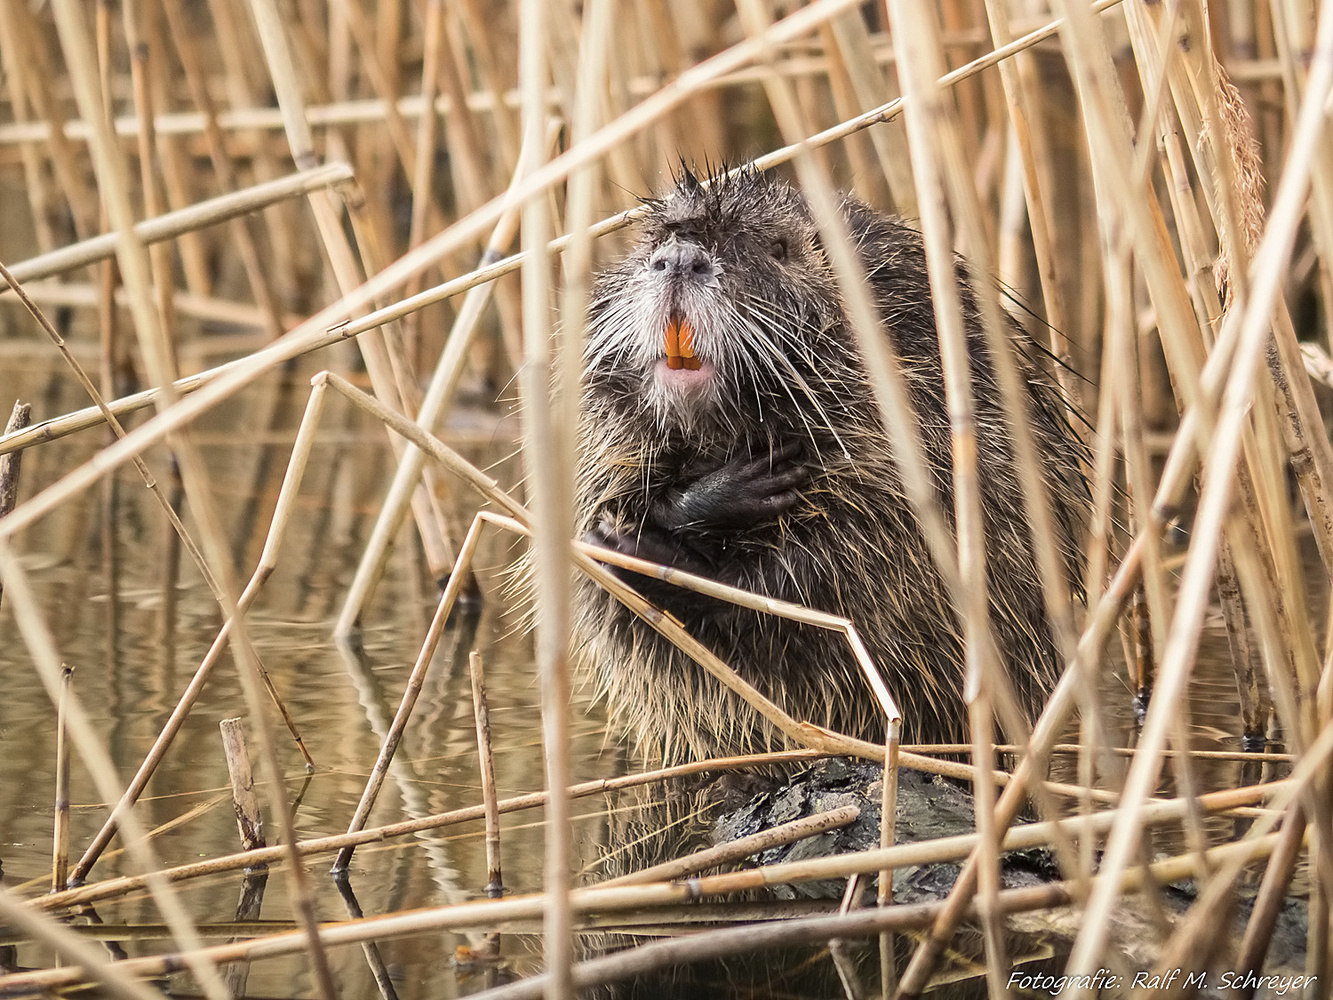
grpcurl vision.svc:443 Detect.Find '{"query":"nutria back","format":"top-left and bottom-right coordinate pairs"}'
top-left (573, 167), bottom-right (1087, 762)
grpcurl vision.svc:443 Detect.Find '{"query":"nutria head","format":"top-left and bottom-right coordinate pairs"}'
top-left (585, 168), bottom-right (860, 444)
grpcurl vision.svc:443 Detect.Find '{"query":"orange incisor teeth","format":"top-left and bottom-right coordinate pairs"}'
top-left (664, 317), bottom-right (702, 370)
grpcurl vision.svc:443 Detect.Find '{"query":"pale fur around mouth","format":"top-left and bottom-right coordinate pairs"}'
top-left (653, 357), bottom-right (715, 389)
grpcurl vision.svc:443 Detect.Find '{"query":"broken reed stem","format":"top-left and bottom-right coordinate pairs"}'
top-left (51, 664), bottom-right (73, 893)
top-left (0, 261), bottom-right (317, 782)
top-left (0, 398), bottom-right (30, 612)
top-left (878, 722), bottom-right (900, 1000)
top-left (329, 516), bottom-right (488, 873)
top-left (334, 121), bottom-right (544, 636)
top-left (515, 3), bottom-right (575, 996)
top-left (0, 399), bottom-right (29, 513)
top-left (469, 651), bottom-right (504, 899)
top-left (468, 648), bottom-right (504, 963)
top-left (219, 719), bottom-right (267, 857)
top-left (68, 382), bottom-right (328, 884)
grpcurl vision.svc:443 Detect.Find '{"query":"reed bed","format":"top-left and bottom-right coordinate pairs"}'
top-left (0, 0), bottom-right (1330, 997)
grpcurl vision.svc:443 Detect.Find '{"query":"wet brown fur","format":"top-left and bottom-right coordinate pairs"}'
top-left (572, 167), bottom-right (1088, 762)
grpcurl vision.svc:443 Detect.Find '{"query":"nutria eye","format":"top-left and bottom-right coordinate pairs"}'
top-left (770, 239), bottom-right (788, 261)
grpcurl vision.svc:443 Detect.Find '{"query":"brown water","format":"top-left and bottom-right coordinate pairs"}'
top-left (0, 349), bottom-right (1294, 998)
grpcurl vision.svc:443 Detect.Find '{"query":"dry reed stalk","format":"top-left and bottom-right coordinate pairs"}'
top-left (893, 0), bottom-right (1101, 882)
top-left (602, 806), bottom-right (861, 888)
top-left (334, 126), bottom-right (540, 634)
top-left (49, 0), bottom-right (333, 992)
top-left (884, 3), bottom-right (1014, 984)
top-left (95, 29), bottom-right (125, 680)
top-left (0, 398), bottom-right (30, 612)
top-left (219, 719), bottom-right (266, 856)
top-left (0, 162), bottom-right (353, 289)
top-left (68, 381), bottom-right (328, 884)
top-left (514, 0), bottom-right (574, 992)
top-left (1053, 0), bottom-right (1333, 986)
top-left (878, 724), bottom-right (901, 1000)
top-left (0, 0), bottom-right (1115, 520)
top-left (469, 651), bottom-right (505, 898)
top-left (51, 664), bottom-right (73, 893)
top-left (6, 828), bottom-right (1290, 1000)
top-left (329, 514), bottom-right (488, 872)
top-left (0, 254), bottom-right (317, 780)
top-left (1107, 233), bottom-right (1174, 744)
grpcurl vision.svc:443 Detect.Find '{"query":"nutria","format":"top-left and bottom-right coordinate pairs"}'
top-left (572, 166), bottom-right (1087, 762)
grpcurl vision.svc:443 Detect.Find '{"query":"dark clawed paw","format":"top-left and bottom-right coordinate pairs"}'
top-left (584, 518), bottom-right (632, 555)
top-left (586, 518), bottom-right (686, 569)
top-left (649, 442), bottom-right (810, 532)
top-left (700, 441), bottom-right (809, 525)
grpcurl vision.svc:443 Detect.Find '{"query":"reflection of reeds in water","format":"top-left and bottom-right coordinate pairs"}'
top-left (0, 0), bottom-right (1330, 996)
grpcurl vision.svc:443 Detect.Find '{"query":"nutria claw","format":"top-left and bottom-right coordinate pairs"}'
top-left (653, 443), bottom-right (807, 531)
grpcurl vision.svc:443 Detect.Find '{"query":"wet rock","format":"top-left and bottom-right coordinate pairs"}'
top-left (712, 758), bottom-right (1058, 901)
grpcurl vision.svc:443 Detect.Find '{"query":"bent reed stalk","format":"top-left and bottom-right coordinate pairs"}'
top-left (0, 0), bottom-right (1329, 996)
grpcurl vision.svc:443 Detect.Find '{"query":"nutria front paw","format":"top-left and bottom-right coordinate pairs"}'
top-left (584, 518), bottom-right (710, 574)
top-left (654, 441), bottom-right (807, 531)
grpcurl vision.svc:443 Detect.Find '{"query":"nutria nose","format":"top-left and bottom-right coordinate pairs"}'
top-left (648, 239), bottom-right (715, 279)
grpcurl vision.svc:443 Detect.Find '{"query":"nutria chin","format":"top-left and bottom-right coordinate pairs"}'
top-left (571, 166), bottom-right (1088, 763)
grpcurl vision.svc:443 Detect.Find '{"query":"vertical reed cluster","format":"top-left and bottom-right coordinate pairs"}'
top-left (0, 1), bottom-right (1330, 996)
